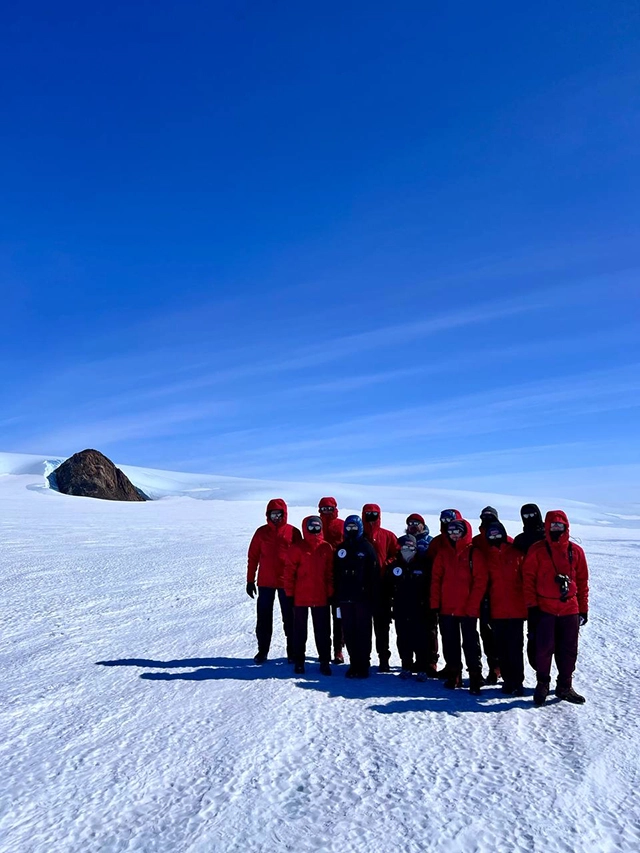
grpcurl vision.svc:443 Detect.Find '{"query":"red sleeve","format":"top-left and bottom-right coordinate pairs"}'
top-left (522, 547), bottom-right (539, 609)
top-left (430, 553), bottom-right (444, 609)
top-left (576, 547), bottom-right (589, 613)
top-left (283, 545), bottom-right (299, 598)
top-left (467, 548), bottom-right (488, 617)
top-left (247, 529), bottom-right (262, 584)
top-left (292, 527), bottom-right (303, 544)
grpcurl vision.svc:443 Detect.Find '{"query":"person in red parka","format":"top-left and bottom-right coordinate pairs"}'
top-left (430, 518), bottom-right (488, 693)
top-left (472, 506), bottom-right (512, 685)
top-left (362, 503), bottom-right (399, 672)
top-left (284, 516), bottom-right (334, 676)
top-left (246, 498), bottom-right (302, 664)
top-left (523, 510), bottom-right (589, 706)
top-left (318, 496), bottom-right (345, 664)
top-left (478, 521), bottom-right (527, 695)
top-left (428, 508), bottom-right (463, 563)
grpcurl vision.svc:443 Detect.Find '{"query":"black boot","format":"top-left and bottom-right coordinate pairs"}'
top-left (254, 651), bottom-right (268, 664)
top-left (534, 679), bottom-right (550, 706)
top-left (469, 671), bottom-right (485, 695)
top-left (555, 685), bottom-right (586, 704)
top-left (294, 662), bottom-right (305, 674)
top-left (443, 671), bottom-right (462, 689)
top-left (319, 661), bottom-right (332, 676)
top-left (485, 666), bottom-right (501, 686)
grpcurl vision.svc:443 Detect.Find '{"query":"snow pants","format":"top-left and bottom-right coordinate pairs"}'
top-left (439, 615), bottom-right (482, 676)
top-left (256, 586), bottom-right (293, 658)
top-left (341, 601), bottom-right (373, 673)
top-left (480, 596), bottom-right (499, 671)
top-left (373, 600), bottom-right (391, 664)
top-left (395, 610), bottom-right (439, 671)
top-left (492, 618), bottom-right (525, 688)
top-left (293, 605), bottom-right (331, 666)
top-left (535, 611), bottom-right (580, 688)
top-left (331, 603), bottom-right (343, 656)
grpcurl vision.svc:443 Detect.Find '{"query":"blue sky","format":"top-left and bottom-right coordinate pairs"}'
top-left (1, 0), bottom-right (639, 503)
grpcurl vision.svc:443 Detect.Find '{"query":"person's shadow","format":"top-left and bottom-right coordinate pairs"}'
top-left (95, 656), bottom-right (538, 713)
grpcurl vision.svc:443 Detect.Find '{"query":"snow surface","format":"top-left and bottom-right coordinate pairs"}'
top-left (2, 453), bottom-right (640, 853)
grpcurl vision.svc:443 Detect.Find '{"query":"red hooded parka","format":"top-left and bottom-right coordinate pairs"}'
top-left (428, 509), bottom-right (463, 562)
top-left (318, 496), bottom-right (344, 549)
top-left (247, 499), bottom-right (303, 588)
top-left (284, 516), bottom-right (334, 607)
top-left (523, 510), bottom-right (589, 617)
top-left (362, 503), bottom-right (399, 575)
top-left (474, 523), bottom-right (527, 619)
top-left (430, 519), bottom-right (488, 618)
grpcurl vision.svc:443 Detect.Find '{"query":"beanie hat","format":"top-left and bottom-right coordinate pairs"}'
top-left (406, 513), bottom-right (425, 526)
top-left (398, 534), bottom-right (417, 548)
top-left (480, 506), bottom-right (499, 519)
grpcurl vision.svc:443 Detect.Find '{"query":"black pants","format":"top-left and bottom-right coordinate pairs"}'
top-left (439, 615), bottom-right (482, 675)
top-left (395, 610), bottom-right (439, 670)
top-left (331, 604), bottom-right (343, 655)
top-left (535, 611), bottom-right (580, 688)
top-left (256, 587), bottom-right (293, 657)
top-left (341, 602), bottom-right (373, 672)
top-left (373, 601), bottom-right (391, 663)
top-left (492, 618), bottom-right (525, 688)
top-left (526, 613), bottom-right (538, 671)
top-left (480, 596), bottom-right (499, 670)
top-left (293, 605), bottom-right (331, 665)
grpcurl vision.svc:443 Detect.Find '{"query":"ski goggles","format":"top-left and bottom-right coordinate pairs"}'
top-left (522, 511), bottom-right (538, 519)
top-left (400, 544), bottom-right (417, 553)
top-left (269, 510), bottom-right (284, 521)
top-left (319, 506), bottom-right (335, 513)
top-left (344, 523), bottom-right (360, 533)
top-left (364, 511), bottom-right (380, 521)
top-left (447, 522), bottom-right (466, 537)
top-left (406, 519), bottom-right (423, 528)
top-left (440, 509), bottom-right (458, 523)
top-left (549, 521), bottom-right (567, 532)
top-left (306, 521), bottom-right (322, 533)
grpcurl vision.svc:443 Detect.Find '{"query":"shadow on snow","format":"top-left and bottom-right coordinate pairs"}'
top-left (95, 656), bottom-right (548, 713)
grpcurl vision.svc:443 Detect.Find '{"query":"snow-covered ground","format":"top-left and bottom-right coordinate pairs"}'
top-left (1, 453), bottom-right (639, 852)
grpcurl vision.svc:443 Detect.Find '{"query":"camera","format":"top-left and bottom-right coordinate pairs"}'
top-left (555, 574), bottom-right (570, 602)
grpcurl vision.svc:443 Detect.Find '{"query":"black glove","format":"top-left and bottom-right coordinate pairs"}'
top-left (579, 612), bottom-right (588, 626)
top-left (246, 582), bottom-right (256, 599)
top-left (528, 606), bottom-right (540, 623)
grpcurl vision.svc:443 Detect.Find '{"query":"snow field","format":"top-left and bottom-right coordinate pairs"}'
top-left (1, 466), bottom-right (640, 852)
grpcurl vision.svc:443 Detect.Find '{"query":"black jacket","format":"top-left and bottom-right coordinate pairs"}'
top-left (383, 552), bottom-right (432, 624)
top-left (333, 537), bottom-right (380, 604)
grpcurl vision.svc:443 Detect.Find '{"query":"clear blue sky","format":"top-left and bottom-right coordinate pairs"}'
top-left (2, 0), bottom-right (639, 502)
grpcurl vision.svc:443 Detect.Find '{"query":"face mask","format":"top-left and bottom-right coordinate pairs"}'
top-left (400, 546), bottom-right (416, 562)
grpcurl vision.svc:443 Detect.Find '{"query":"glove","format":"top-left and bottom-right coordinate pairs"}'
top-left (246, 582), bottom-right (256, 599)
top-left (579, 612), bottom-right (588, 626)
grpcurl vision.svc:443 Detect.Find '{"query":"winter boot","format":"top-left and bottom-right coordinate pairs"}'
top-left (319, 661), bottom-right (332, 676)
top-left (345, 666), bottom-right (358, 679)
top-left (485, 667), bottom-right (501, 686)
top-left (415, 671), bottom-right (428, 683)
top-left (294, 663), bottom-right (305, 675)
top-left (426, 664), bottom-right (440, 678)
top-left (534, 679), bottom-right (550, 706)
top-left (444, 671), bottom-right (462, 689)
top-left (332, 651), bottom-right (344, 665)
top-left (378, 657), bottom-right (391, 674)
top-left (555, 685), bottom-right (586, 704)
top-left (254, 651), bottom-right (268, 664)
top-left (399, 668), bottom-right (413, 680)
top-left (469, 671), bottom-right (485, 695)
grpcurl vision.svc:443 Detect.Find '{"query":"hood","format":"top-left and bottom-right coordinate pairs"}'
top-left (343, 514), bottom-right (364, 539)
top-left (266, 497), bottom-right (288, 526)
top-left (479, 505), bottom-right (499, 532)
top-left (318, 496), bottom-right (338, 521)
top-left (521, 503), bottom-right (544, 530)
top-left (362, 503), bottom-right (382, 537)
top-left (447, 518), bottom-right (473, 549)
top-left (439, 508), bottom-right (462, 533)
top-left (302, 515), bottom-right (325, 547)
top-left (545, 510), bottom-right (570, 545)
top-left (484, 520), bottom-right (508, 547)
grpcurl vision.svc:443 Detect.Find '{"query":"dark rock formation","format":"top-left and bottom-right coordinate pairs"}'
top-left (51, 449), bottom-right (148, 501)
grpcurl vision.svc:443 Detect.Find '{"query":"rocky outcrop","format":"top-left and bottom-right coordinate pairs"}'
top-left (51, 449), bottom-right (148, 501)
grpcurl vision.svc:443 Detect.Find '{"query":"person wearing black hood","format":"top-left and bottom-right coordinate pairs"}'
top-left (472, 506), bottom-right (508, 684)
top-left (384, 535), bottom-right (437, 680)
top-left (512, 504), bottom-right (546, 670)
top-left (333, 515), bottom-right (380, 678)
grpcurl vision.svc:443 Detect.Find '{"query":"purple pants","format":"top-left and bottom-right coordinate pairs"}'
top-left (535, 611), bottom-right (580, 688)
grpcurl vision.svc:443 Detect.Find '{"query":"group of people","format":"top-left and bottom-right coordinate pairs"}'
top-left (246, 498), bottom-right (589, 707)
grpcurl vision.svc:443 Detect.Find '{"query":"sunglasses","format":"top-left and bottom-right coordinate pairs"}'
top-left (307, 523), bottom-right (322, 533)
top-left (549, 522), bottom-right (566, 531)
top-left (522, 512), bottom-right (538, 519)
top-left (440, 510), bottom-right (457, 522)
top-left (364, 512), bottom-right (380, 520)
top-left (487, 532), bottom-right (503, 540)
top-left (345, 524), bottom-right (360, 532)
top-left (406, 520), bottom-right (422, 527)
top-left (447, 524), bottom-right (465, 536)
top-left (401, 545), bottom-right (417, 552)
top-left (269, 511), bottom-right (284, 520)
top-left (319, 506), bottom-right (335, 513)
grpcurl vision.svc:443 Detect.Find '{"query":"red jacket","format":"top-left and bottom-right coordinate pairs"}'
top-left (318, 497), bottom-right (344, 549)
top-left (472, 529), bottom-right (513, 554)
top-left (480, 542), bottom-right (527, 619)
top-left (362, 503), bottom-right (398, 575)
top-left (523, 510), bottom-right (589, 617)
top-left (284, 516), bottom-right (334, 607)
top-left (430, 520), bottom-right (488, 617)
top-left (247, 499), bottom-right (303, 588)
top-left (428, 510), bottom-right (463, 562)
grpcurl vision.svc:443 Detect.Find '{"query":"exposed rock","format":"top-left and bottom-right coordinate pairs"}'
top-left (51, 449), bottom-right (148, 501)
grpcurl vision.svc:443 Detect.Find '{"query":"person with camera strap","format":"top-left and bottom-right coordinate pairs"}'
top-left (523, 510), bottom-right (589, 706)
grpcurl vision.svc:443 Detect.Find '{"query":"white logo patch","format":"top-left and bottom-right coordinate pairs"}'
top-left (393, 566), bottom-right (403, 576)
top-left (337, 549), bottom-right (347, 558)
